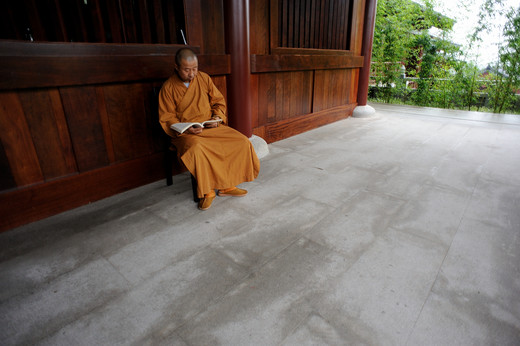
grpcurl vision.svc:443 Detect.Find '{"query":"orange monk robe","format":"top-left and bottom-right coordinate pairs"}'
top-left (158, 71), bottom-right (260, 198)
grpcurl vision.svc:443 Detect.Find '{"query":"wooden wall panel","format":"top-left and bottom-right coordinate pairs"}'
top-left (1, 0), bottom-right (185, 44)
top-left (104, 83), bottom-right (154, 162)
top-left (250, 74), bottom-right (259, 129)
top-left (0, 92), bottom-right (44, 187)
top-left (200, 0), bottom-right (226, 54)
top-left (184, 0), bottom-right (204, 49)
top-left (60, 86), bottom-right (110, 172)
top-left (18, 89), bottom-right (76, 180)
top-left (313, 69), bottom-right (355, 113)
top-left (0, 152), bottom-right (167, 232)
top-left (256, 71), bottom-right (313, 124)
top-left (350, 0), bottom-right (366, 55)
top-left (259, 104), bottom-right (356, 143)
top-left (212, 76), bottom-right (228, 102)
top-left (0, 42), bottom-right (229, 91)
top-left (48, 89), bottom-right (78, 173)
top-left (275, 0), bottom-right (353, 50)
top-left (250, 0), bottom-right (270, 55)
top-left (257, 73), bottom-right (275, 125)
top-left (0, 140), bottom-right (16, 191)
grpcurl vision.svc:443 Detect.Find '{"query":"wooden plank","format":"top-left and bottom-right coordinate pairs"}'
top-left (270, 0), bottom-right (280, 52)
top-left (0, 0), bottom-right (20, 40)
top-left (53, 0), bottom-right (69, 42)
top-left (146, 82), bottom-right (170, 153)
top-left (151, 0), bottom-right (165, 43)
top-left (313, 69), bottom-right (325, 113)
top-left (0, 152), bottom-right (171, 233)
top-left (96, 87), bottom-right (116, 163)
top-left (287, 0), bottom-right (293, 47)
top-left (0, 138), bottom-right (16, 191)
top-left (89, 0), bottom-right (106, 42)
top-left (251, 54), bottom-right (363, 73)
top-left (293, 0), bottom-right (300, 47)
top-left (272, 47), bottom-right (354, 55)
top-left (250, 0), bottom-right (270, 54)
top-left (289, 71), bottom-right (303, 117)
top-left (184, 0), bottom-right (204, 50)
top-left (0, 42), bottom-right (230, 90)
top-left (274, 73), bottom-right (284, 123)
top-left (18, 89), bottom-right (75, 180)
top-left (26, 0), bottom-right (46, 41)
top-left (0, 37), bottom-right (199, 57)
top-left (323, 69), bottom-right (332, 109)
top-left (302, 70), bottom-right (313, 115)
top-left (304, 0), bottom-right (312, 48)
top-left (164, 0), bottom-right (177, 44)
top-left (104, 83), bottom-right (154, 162)
top-left (257, 73), bottom-right (275, 125)
top-left (344, 0), bottom-right (353, 49)
top-left (250, 74), bottom-right (259, 128)
top-left (263, 103), bottom-right (356, 143)
top-left (327, 0), bottom-right (334, 49)
top-left (105, 0), bottom-right (123, 43)
top-left (137, 0), bottom-right (153, 43)
top-left (120, 0), bottom-right (137, 42)
top-left (319, 0), bottom-right (327, 49)
top-left (252, 126), bottom-right (266, 140)
top-left (340, 0), bottom-right (347, 49)
top-left (0, 92), bottom-right (44, 187)
top-left (313, 0), bottom-right (321, 48)
top-left (350, 0), bottom-right (366, 54)
top-left (60, 86), bottom-right (110, 172)
top-left (282, 72), bottom-right (291, 120)
top-left (201, 0), bottom-right (225, 54)
top-left (48, 89), bottom-right (77, 172)
top-left (212, 76), bottom-right (227, 103)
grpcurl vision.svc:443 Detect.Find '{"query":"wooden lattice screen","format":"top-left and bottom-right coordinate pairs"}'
top-left (278, 0), bottom-right (353, 50)
top-left (0, 0), bottom-right (185, 44)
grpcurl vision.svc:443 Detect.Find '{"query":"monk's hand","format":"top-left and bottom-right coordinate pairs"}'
top-left (187, 126), bottom-right (203, 134)
top-left (205, 116), bottom-right (221, 128)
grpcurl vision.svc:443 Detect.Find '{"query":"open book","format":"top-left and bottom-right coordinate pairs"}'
top-left (170, 119), bottom-right (223, 134)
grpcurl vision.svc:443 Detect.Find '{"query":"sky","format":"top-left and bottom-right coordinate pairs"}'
top-left (427, 0), bottom-right (520, 67)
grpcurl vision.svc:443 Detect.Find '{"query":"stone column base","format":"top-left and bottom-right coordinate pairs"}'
top-left (249, 135), bottom-right (269, 159)
top-left (352, 104), bottom-right (376, 118)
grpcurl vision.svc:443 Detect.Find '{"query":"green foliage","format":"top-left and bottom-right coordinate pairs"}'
top-left (372, 0), bottom-right (458, 103)
top-left (370, 0), bottom-right (520, 114)
top-left (488, 5), bottom-right (520, 113)
top-left (372, 0), bottom-right (421, 102)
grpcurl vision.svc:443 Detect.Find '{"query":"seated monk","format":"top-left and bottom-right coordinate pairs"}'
top-left (159, 48), bottom-right (260, 210)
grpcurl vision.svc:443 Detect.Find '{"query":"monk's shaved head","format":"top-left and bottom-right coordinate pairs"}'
top-left (175, 48), bottom-right (197, 66)
top-left (175, 48), bottom-right (199, 82)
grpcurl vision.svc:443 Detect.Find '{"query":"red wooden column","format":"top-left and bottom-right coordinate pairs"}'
top-left (354, 0), bottom-right (378, 117)
top-left (224, 0), bottom-right (252, 137)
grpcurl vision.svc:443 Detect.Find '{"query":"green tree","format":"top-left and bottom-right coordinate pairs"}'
top-left (470, 0), bottom-right (520, 113)
top-left (490, 6), bottom-right (520, 113)
top-left (372, 0), bottom-right (455, 103)
top-left (372, 0), bottom-right (414, 102)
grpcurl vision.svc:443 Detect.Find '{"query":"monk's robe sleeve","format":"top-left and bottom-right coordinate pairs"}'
top-left (206, 75), bottom-right (228, 124)
top-left (158, 82), bottom-right (179, 138)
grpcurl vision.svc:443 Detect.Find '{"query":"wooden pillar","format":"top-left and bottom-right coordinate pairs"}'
top-left (356, 0), bottom-right (378, 106)
top-left (224, 0), bottom-right (252, 137)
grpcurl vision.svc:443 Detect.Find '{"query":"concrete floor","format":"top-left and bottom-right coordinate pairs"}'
top-left (1, 103), bottom-right (519, 345)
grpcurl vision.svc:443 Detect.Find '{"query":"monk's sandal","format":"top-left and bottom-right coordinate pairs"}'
top-left (217, 187), bottom-right (247, 197)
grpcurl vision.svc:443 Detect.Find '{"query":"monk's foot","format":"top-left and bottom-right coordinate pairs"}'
top-left (217, 187), bottom-right (247, 197)
top-left (198, 191), bottom-right (216, 210)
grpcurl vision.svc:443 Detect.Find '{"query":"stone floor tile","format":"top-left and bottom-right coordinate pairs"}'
top-left (39, 248), bottom-right (247, 346)
top-left (176, 238), bottom-right (350, 346)
top-left (0, 258), bottom-right (130, 345)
